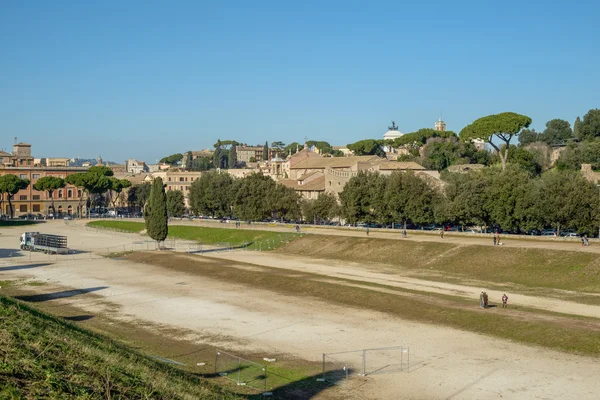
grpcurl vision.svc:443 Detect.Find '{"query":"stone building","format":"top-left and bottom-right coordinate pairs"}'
top-left (151, 170), bottom-right (202, 207)
top-left (125, 158), bottom-right (148, 174)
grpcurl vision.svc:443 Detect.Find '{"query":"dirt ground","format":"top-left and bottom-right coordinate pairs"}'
top-left (1, 220), bottom-right (600, 399)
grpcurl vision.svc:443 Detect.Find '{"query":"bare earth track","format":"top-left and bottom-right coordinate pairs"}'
top-left (1, 220), bottom-right (599, 399)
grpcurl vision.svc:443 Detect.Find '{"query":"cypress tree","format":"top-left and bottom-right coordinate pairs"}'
top-left (228, 145), bottom-right (237, 168)
top-left (574, 116), bottom-right (582, 140)
top-left (144, 177), bottom-right (168, 248)
top-left (263, 141), bottom-right (269, 160)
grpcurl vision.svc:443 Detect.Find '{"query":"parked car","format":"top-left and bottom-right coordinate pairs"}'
top-left (560, 231), bottom-right (579, 238)
top-left (541, 230), bottom-right (556, 236)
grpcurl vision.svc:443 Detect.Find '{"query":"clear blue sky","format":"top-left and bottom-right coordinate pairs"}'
top-left (1, 0), bottom-right (598, 162)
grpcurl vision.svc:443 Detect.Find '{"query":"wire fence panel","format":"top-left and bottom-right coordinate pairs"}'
top-left (215, 350), bottom-right (267, 392)
top-left (364, 346), bottom-right (410, 375)
top-left (322, 354), bottom-right (350, 387)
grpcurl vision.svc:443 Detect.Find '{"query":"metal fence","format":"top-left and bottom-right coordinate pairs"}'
top-left (214, 349), bottom-right (268, 392)
top-left (322, 346), bottom-right (410, 386)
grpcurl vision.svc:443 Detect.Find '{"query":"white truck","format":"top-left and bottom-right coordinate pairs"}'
top-left (20, 232), bottom-right (69, 254)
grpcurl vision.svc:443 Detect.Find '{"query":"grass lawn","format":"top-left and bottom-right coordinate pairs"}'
top-left (280, 235), bottom-right (600, 293)
top-left (0, 295), bottom-right (243, 400)
top-left (88, 220), bottom-right (300, 250)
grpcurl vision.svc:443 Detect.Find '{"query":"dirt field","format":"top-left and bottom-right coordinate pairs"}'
top-left (1, 220), bottom-right (600, 399)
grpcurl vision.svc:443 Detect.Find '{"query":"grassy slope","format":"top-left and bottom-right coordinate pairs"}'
top-left (88, 221), bottom-right (298, 250)
top-left (0, 295), bottom-right (244, 400)
top-left (279, 235), bottom-right (600, 293)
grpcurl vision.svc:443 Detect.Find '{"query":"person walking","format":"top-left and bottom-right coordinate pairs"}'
top-left (502, 293), bottom-right (508, 308)
top-left (440, 229), bottom-right (444, 239)
top-left (479, 292), bottom-right (484, 308)
top-left (493, 235), bottom-right (497, 246)
top-left (402, 229), bottom-right (407, 238)
top-left (366, 226), bottom-right (370, 236)
top-left (483, 292), bottom-right (489, 308)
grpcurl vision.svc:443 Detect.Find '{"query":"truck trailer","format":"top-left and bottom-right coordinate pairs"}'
top-left (20, 232), bottom-right (69, 254)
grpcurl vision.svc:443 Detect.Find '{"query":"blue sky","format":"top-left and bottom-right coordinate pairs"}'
top-left (1, 0), bottom-right (598, 162)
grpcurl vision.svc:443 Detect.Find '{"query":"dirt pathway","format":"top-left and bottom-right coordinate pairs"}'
top-left (207, 251), bottom-right (600, 319)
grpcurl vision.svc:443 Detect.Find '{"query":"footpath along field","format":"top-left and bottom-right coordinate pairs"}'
top-left (1, 219), bottom-right (599, 399)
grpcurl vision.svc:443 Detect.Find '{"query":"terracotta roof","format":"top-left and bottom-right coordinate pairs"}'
top-left (298, 171), bottom-right (321, 181)
top-left (378, 161), bottom-right (425, 170)
top-left (279, 176), bottom-right (326, 192)
top-left (291, 155), bottom-right (380, 169)
top-left (0, 151), bottom-right (10, 156)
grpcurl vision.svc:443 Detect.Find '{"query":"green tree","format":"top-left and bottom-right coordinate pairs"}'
top-left (346, 139), bottom-right (385, 157)
top-left (339, 171), bottom-right (387, 224)
top-left (159, 153), bottom-right (183, 166)
top-left (576, 109), bottom-right (600, 141)
top-left (301, 193), bottom-right (339, 223)
top-left (382, 171), bottom-right (438, 228)
top-left (189, 171), bottom-right (235, 218)
top-left (436, 171), bottom-right (490, 229)
top-left (271, 141), bottom-right (286, 150)
top-left (33, 176), bottom-right (65, 216)
top-left (192, 156), bottom-right (212, 171)
top-left (183, 151), bottom-right (193, 170)
top-left (574, 116), bottom-right (582, 139)
top-left (128, 182), bottom-right (152, 211)
top-left (65, 173), bottom-right (87, 217)
top-left (540, 119), bottom-right (572, 145)
top-left (518, 128), bottom-right (540, 146)
top-left (0, 174), bottom-right (30, 218)
top-left (393, 128), bottom-right (456, 147)
top-left (263, 141), bottom-right (269, 161)
top-left (166, 190), bottom-right (186, 218)
top-left (284, 142), bottom-right (304, 156)
top-left (228, 145), bottom-right (237, 168)
top-left (534, 170), bottom-right (600, 236)
top-left (460, 112), bottom-right (532, 170)
top-left (502, 145), bottom-right (542, 175)
top-left (144, 177), bottom-right (168, 248)
top-left (481, 165), bottom-right (535, 232)
top-left (81, 166), bottom-right (114, 216)
top-left (108, 178), bottom-right (132, 210)
top-left (233, 173), bottom-right (276, 220)
top-left (268, 184), bottom-right (300, 221)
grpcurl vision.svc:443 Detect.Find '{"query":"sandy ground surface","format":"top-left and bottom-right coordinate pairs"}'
top-left (207, 252), bottom-right (600, 319)
top-left (1, 221), bottom-right (600, 399)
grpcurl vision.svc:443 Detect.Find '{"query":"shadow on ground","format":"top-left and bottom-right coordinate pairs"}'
top-left (15, 286), bottom-right (109, 303)
top-left (0, 263), bottom-right (52, 272)
top-left (63, 314), bottom-right (95, 322)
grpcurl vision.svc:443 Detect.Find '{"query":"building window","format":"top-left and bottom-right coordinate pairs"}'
top-left (33, 195), bottom-right (40, 200)
top-left (328, 181), bottom-right (332, 186)
top-left (20, 174), bottom-right (27, 179)
top-left (78, 190), bottom-right (82, 197)
top-left (58, 190), bottom-right (63, 198)
top-left (179, 177), bottom-right (184, 182)
top-left (33, 204), bottom-right (40, 212)
top-left (19, 195), bottom-right (27, 200)
top-left (185, 177), bottom-right (188, 182)
top-left (20, 205), bottom-right (27, 212)
top-left (168, 177), bottom-right (171, 182)
top-left (32, 174), bottom-right (40, 179)
top-left (67, 189), bottom-right (73, 198)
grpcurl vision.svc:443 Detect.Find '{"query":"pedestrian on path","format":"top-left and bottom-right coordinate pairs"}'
top-left (483, 292), bottom-right (489, 308)
top-left (440, 229), bottom-right (444, 239)
top-left (502, 293), bottom-right (508, 308)
top-left (493, 235), bottom-right (497, 246)
top-left (366, 227), bottom-right (370, 236)
top-left (479, 292), bottom-right (485, 308)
